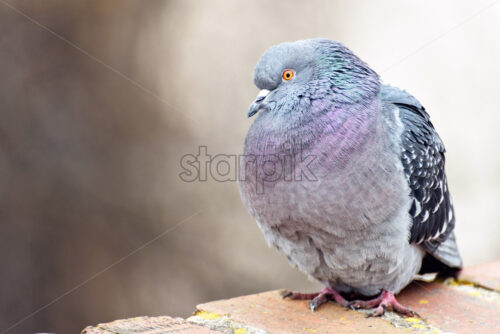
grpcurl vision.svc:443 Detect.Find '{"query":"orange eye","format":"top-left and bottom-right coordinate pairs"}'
top-left (282, 69), bottom-right (294, 81)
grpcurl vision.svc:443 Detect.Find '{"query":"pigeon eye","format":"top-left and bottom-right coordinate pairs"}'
top-left (282, 69), bottom-right (295, 81)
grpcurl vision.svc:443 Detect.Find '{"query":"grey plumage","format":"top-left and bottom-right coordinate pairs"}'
top-left (381, 86), bottom-right (461, 269)
top-left (238, 39), bottom-right (461, 300)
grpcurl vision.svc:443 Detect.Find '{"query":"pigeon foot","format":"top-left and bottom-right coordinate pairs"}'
top-left (281, 286), bottom-right (349, 312)
top-left (348, 289), bottom-right (419, 317)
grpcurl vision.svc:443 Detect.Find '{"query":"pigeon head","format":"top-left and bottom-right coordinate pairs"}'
top-left (248, 39), bottom-right (380, 117)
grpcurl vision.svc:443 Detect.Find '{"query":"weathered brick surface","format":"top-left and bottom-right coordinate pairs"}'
top-left (81, 315), bottom-right (223, 334)
top-left (83, 260), bottom-right (500, 333)
top-left (196, 290), bottom-right (403, 333)
top-left (398, 281), bottom-right (500, 334)
top-left (459, 259), bottom-right (500, 292)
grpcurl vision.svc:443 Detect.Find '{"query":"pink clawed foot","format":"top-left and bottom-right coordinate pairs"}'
top-left (281, 287), bottom-right (349, 312)
top-left (348, 289), bottom-right (419, 318)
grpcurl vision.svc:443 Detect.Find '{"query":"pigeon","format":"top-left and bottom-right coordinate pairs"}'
top-left (238, 38), bottom-right (462, 317)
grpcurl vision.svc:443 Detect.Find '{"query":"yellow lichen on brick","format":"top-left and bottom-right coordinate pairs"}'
top-left (338, 316), bottom-right (351, 324)
top-left (196, 311), bottom-right (221, 320)
top-left (234, 328), bottom-right (248, 334)
top-left (418, 299), bottom-right (429, 304)
top-left (445, 278), bottom-right (459, 287)
top-left (404, 317), bottom-right (421, 324)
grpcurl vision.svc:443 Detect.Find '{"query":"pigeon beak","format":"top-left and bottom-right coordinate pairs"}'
top-left (247, 89), bottom-right (270, 118)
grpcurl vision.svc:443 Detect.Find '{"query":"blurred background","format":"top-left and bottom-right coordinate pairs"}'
top-left (1, 0), bottom-right (499, 332)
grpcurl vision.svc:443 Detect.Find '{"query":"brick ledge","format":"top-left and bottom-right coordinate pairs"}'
top-left (82, 260), bottom-right (500, 334)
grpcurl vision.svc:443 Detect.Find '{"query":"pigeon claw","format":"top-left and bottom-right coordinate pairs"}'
top-left (309, 300), bottom-right (317, 312)
top-left (280, 290), bottom-right (293, 299)
top-left (367, 304), bottom-right (387, 318)
top-left (348, 289), bottom-right (418, 318)
top-left (280, 287), bottom-right (349, 312)
top-left (309, 293), bottom-right (329, 312)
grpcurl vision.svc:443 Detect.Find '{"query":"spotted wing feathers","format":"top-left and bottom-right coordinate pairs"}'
top-left (380, 85), bottom-right (462, 269)
top-left (397, 102), bottom-right (454, 251)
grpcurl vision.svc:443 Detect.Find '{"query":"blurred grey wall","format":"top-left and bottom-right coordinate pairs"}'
top-left (0, 1), bottom-right (499, 333)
